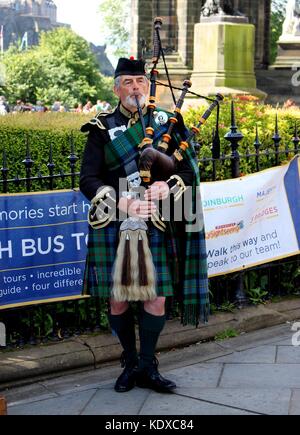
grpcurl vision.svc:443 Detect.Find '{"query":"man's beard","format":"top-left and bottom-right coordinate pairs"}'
top-left (125, 95), bottom-right (146, 108)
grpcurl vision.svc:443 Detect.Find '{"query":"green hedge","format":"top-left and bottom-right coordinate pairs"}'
top-left (184, 97), bottom-right (300, 180)
top-left (0, 112), bottom-right (92, 192)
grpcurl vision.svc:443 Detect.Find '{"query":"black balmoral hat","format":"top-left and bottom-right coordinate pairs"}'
top-left (114, 57), bottom-right (147, 79)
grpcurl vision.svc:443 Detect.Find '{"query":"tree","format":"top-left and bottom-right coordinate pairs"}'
top-left (0, 46), bottom-right (46, 103)
top-left (99, 0), bottom-right (130, 57)
top-left (0, 28), bottom-right (117, 107)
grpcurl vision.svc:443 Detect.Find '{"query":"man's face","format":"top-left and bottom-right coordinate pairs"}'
top-left (114, 75), bottom-right (149, 112)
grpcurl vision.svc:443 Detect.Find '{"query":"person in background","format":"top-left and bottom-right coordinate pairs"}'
top-left (13, 100), bottom-right (25, 113)
top-left (75, 103), bottom-right (83, 113)
top-left (0, 96), bottom-right (10, 115)
top-left (83, 101), bottom-right (93, 114)
top-left (52, 101), bottom-right (62, 112)
top-left (33, 101), bottom-right (46, 112)
top-left (101, 101), bottom-right (112, 112)
top-left (93, 100), bottom-right (104, 112)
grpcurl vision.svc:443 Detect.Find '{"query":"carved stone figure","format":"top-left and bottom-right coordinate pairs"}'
top-left (201, 0), bottom-right (243, 17)
top-left (281, 0), bottom-right (300, 38)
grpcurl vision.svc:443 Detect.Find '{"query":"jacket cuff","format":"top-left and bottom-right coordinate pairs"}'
top-left (167, 175), bottom-right (187, 202)
top-left (88, 186), bottom-right (116, 229)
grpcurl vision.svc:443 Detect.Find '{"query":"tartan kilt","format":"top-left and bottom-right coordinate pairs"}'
top-left (83, 220), bottom-right (175, 299)
top-left (81, 110), bottom-right (210, 324)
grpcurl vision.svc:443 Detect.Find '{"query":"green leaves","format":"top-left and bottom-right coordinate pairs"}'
top-left (215, 328), bottom-right (239, 341)
top-left (0, 28), bottom-right (117, 108)
top-left (99, 0), bottom-right (130, 57)
top-left (246, 288), bottom-right (269, 305)
top-left (0, 47), bottom-right (46, 103)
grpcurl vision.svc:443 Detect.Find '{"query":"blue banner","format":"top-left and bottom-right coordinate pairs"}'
top-left (0, 190), bottom-right (90, 308)
top-left (284, 156), bottom-right (300, 249)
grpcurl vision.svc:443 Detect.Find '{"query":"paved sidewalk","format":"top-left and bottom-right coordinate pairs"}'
top-left (2, 322), bottom-right (300, 415)
top-left (1, 299), bottom-right (300, 387)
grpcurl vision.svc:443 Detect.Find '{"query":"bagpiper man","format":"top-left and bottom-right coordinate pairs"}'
top-left (80, 57), bottom-right (209, 394)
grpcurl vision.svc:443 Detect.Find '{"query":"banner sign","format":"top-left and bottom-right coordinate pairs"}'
top-left (1, 156), bottom-right (299, 308)
top-left (0, 190), bottom-right (90, 309)
top-left (201, 156), bottom-right (300, 277)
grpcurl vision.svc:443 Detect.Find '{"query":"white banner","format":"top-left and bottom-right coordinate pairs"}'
top-left (201, 156), bottom-right (300, 277)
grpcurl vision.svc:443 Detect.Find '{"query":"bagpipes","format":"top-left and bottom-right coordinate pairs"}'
top-left (137, 18), bottom-right (224, 184)
top-left (96, 18), bottom-right (224, 302)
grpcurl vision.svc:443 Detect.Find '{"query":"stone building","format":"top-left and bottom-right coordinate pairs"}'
top-left (0, 0), bottom-right (114, 76)
top-left (131, 0), bottom-right (270, 69)
top-left (131, 0), bottom-right (299, 104)
top-left (0, 0), bottom-right (61, 49)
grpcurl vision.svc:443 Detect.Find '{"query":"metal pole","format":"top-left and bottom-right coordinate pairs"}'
top-left (224, 101), bottom-right (248, 307)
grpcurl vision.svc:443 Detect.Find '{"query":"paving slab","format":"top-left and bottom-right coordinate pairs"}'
top-left (176, 387), bottom-right (292, 416)
top-left (289, 390), bottom-right (300, 415)
top-left (155, 342), bottom-right (233, 368)
top-left (274, 338), bottom-right (296, 346)
top-left (8, 392), bottom-right (59, 408)
top-left (82, 388), bottom-right (151, 415)
top-left (0, 383), bottom-right (55, 405)
top-left (8, 389), bottom-right (97, 415)
top-left (208, 345), bottom-right (277, 364)
top-left (39, 368), bottom-right (117, 395)
top-left (167, 363), bottom-right (224, 389)
top-left (220, 364), bottom-right (300, 389)
top-left (276, 346), bottom-right (300, 364)
top-left (139, 392), bottom-right (255, 415)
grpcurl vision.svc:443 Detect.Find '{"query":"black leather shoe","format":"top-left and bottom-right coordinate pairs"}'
top-left (114, 353), bottom-right (138, 393)
top-left (136, 358), bottom-right (176, 393)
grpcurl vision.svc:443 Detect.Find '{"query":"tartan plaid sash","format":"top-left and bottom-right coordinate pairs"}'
top-left (85, 111), bottom-right (209, 325)
top-left (103, 111), bottom-right (175, 170)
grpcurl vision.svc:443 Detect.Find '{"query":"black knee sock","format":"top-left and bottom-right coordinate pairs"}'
top-left (109, 308), bottom-right (137, 366)
top-left (138, 309), bottom-right (166, 371)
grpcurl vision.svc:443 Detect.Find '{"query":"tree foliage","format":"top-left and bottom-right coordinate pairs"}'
top-left (0, 46), bottom-right (46, 104)
top-left (99, 0), bottom-right (130, 57)
top-left (0, 28), bottom-right (117, 107)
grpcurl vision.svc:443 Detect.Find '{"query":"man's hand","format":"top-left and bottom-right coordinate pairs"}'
top-left (144, 181), bottom-right (170, 201)
top-left (118, 197), bottom-right (157, 219)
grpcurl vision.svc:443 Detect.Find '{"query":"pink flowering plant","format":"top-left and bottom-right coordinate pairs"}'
top-left (183, 96), bottom-right (300, 180)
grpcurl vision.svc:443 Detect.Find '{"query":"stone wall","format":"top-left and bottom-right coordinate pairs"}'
top-left (131, 0), bottom-right (271, 69)
top-left (0, 6), bottom-right (20, 49)
top-left (237, 0), bottom-right (271, 69)
top-left (0, 0), bottom-right (58, 50)
top-left (131, 0), bottom-right (153, 58)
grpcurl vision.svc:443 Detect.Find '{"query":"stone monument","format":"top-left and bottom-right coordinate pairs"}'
top-left (201, 0), bottom-right (246, 22)
top-left (281, 0), bottom-right (300, 40)
top-left (187, 0), bottom-right (266, 106)
top-left (272, 0), bottom-right (300, 69)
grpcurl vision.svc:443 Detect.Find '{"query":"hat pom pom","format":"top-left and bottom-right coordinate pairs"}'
top-left (130, 56), bottom-right (135, 60)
